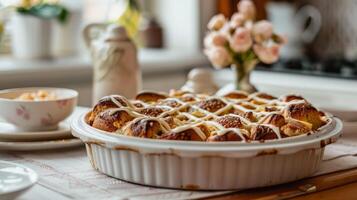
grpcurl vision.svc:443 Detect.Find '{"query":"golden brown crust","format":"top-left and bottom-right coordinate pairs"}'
top-left (159, 99), bottom-right (183, 108)
top-left (242, 111), bottom-right (257, 122)
top-left (281, 119), bottom-right (312, 137)
top-left (135, 91), bottom-right (167, 102)
top-left (87, 95), bottom-right (129, 125)
top-left (232, 108), bottom-right (257, 122)
top-left (239, 102), bottom-right (257, 110)
top-left (250, 125), bottom-right (279, 141)
top-left (196, 98), bottom-right (227, 112)
top-left (260, 113), bottom-right (286, 128)
top-left (223, 91), bottom-right (248, 99)
top-left (179, 94), bottom-right (197, 102)
top-left (139, 107), bottom-right (167, 117)
top-left (216, 115), bottom-right (246, 129)
top-left (283, 103), bottom-right (325, 130)
top-left (159, 129), bottom-right (204, 141)
top-left (124, 118), bottom-right (164, 138)
top-left (262, 106), bottom-right (280, 112)
top-left (254, 93), bottom-right (276, 100)
top-left (207, 131), bottom-right (245, 142)
top-left (280, 95), bottom-right (305, 102)
top-left (92, 109), bottom-right (134, 132)
top-left (249, 99), bottom-right (266, 105)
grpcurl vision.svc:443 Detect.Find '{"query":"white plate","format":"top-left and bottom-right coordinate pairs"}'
top-left (0, 122), bottom-right (71, 141)
top-left (0, 138), bottom-right (83, 151)
top-left (0, 107), bottom-right (89, 142)
top-left (0, 161), bottom-right (38, 200)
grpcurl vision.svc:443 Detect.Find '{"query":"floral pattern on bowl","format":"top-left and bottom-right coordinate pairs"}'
top-left (16, 105), bottom-right (30, 120)
top-left (0, 88), bottom-right (78, 131)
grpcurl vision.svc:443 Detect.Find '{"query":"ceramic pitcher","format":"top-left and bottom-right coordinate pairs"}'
top-left (83, 23), bottom-right (141, 104)
top-left (267, 2), bottom-right (321, 58)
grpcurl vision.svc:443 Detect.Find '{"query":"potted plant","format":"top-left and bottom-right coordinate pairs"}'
top-left (10, 1), bottom-right (69, 59)
top-left (204, 0), bottom-right (286, 94)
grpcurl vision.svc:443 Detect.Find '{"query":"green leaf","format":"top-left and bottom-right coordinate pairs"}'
top-left (16, 3), bottom-right (70, 24)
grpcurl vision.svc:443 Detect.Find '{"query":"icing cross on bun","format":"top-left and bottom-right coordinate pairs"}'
top-left (85, 90), bottom-right (331, 142)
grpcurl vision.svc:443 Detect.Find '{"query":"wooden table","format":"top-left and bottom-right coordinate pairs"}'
top-left (19, 165), bottom-right (357, 200)
top-left (209, 168), bottom-right (357, 200)
top-left (4, 146), bottom-right (356, 200)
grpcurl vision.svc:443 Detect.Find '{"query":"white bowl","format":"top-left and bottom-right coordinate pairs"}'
top-left (71, 113), bottom-right (342, 190)
top-left (0, 87), bottom-right (78, 131)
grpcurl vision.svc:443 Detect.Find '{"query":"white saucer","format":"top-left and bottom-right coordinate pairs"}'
top-left (0, 122), bottom-right (71, 141)
top-left (0, 138), bottom-right (83, 151)
top-left (0, 161), bottom-right (38, 200)
top-left (0, 107), bottom-right (89, 142)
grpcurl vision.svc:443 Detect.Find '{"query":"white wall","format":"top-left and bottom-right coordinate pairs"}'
top-left (151, 0), bottom-right (216, 51)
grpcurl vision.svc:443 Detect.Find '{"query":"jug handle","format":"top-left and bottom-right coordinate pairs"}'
top-left (83, 23), bottom-right (108, 47)
top-left (295, 5), bottom-right (322, 43)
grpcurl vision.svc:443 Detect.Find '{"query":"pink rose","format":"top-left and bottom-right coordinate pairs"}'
top-left (252, 20), bottom-right (273, 43)
top-left (230, 13), bottom-right (245, 28)
top-left (244, 20), bottom-right (254, 31)
top-left (253, 44), bottom-right (280, 64)
top-left (219, 22), bottom-right (234, 38)
top-left (204, 32), bottom-right (227, 48)
top-left (205, 47), bottom-right (232, 69)
top-left (229, 27), bottom-right (252, 53)
top-left (207, 14), bottom-right (226, 31)
top-left (237, 0), bottom-right (256, 20)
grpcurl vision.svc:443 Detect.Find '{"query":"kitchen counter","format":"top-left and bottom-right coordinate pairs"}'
top-left (0, 49), bottom-right (208, 87)
top-left (214, 69), bottom-right (357, 112)
top-left (215, 69), bottom-right (357, 92)
top-left (0, 49), bottom-right (209, 106)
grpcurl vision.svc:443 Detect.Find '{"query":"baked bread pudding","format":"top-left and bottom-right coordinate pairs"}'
top-left (85, 90), bottom-right (330, 142)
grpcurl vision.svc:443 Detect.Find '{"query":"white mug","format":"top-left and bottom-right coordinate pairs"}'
top-left (267, 2), bottom-right (321, 58)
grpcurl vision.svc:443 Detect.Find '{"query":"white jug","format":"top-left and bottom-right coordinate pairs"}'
top-left (83, 23), bottom-right (142, 104)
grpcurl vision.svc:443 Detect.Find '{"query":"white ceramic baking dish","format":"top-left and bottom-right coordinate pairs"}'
top-left (71, 113), bottom-right (342, 190)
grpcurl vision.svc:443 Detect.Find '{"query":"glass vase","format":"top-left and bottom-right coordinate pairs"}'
top-left (231, 60), bottom-right (258, 93)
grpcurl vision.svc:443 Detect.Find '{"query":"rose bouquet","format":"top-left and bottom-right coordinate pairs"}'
top-left (204, 0), bottom-right (286, 93)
